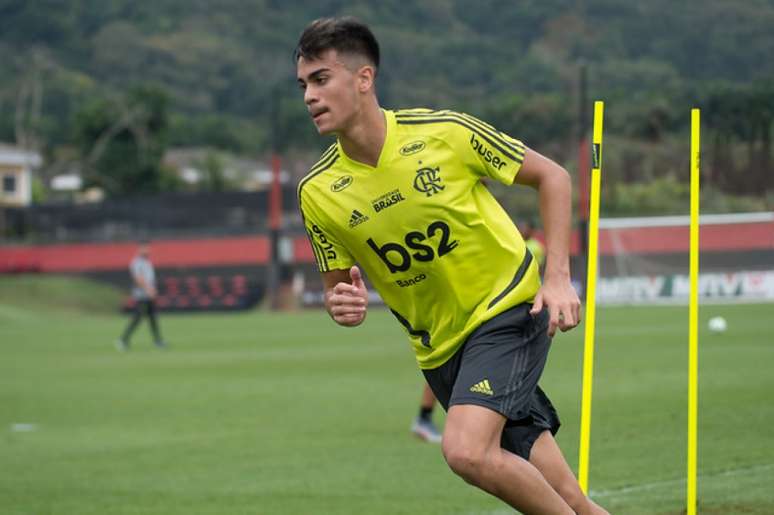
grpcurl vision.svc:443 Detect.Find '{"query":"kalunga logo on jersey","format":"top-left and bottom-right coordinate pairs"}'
top-left (413, 166), bottom-right (444, 197)
top-left (372, 189), bottom-right (406, 213)
top-left (400, 140), bottom-right (426, 156)
top-left (331, 175), bottom-right (353, 192)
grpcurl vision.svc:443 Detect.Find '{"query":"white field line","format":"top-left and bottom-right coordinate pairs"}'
top-left (465, 463), bottom-right (774, 514)
top-left (10, 423), bottom-right (38, 432)
top-left (589, 462), bottom-right (774, 499)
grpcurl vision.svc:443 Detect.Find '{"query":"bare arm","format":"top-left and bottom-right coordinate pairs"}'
top-left (514, 148), bottom-right (580, 336)
top-left (321, 266), bottom-right (368, 327)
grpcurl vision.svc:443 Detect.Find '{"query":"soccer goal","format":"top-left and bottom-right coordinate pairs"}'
top-left (594, 211), bottom-right (774, 305)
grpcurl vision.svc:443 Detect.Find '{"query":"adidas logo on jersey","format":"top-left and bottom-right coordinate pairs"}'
top-left (348, 209), bottom-right (369, 228)
top-left (469, 379), bottom-right (494, 396)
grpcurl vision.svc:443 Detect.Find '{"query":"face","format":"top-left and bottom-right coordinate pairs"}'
top-left (296, 49), bottom-right (371, 135)
top-left (139, 244), bottom-right (150, 257)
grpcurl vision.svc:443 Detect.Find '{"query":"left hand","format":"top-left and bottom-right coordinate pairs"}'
top-left (529, 275), bottom-right (581, 337)
top-left (325, 266), bottom-right (369, 327)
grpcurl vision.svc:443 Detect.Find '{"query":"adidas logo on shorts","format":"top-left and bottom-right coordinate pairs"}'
top-left (470, 379), bottom-right (494, 396)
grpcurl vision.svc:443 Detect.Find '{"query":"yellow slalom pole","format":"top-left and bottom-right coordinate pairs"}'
top-left (579, 100), bottom-right (604, 494)
top-left (687, 108), bottom-right (700, 515)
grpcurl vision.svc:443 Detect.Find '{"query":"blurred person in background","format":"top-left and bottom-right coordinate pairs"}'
top-left (520, 219), bottom-right (546, 273)
top-left (411, 383), bottom-right (442, 443)
top-left (116, 241), bottom-right (166, 351)
top-left (295, 17), bottom-right (607, 514)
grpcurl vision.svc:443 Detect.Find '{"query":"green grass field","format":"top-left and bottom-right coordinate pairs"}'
top-left (1, 277), bottom-right (773, 514)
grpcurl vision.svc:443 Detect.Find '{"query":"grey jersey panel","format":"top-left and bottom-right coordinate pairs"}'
top-left (130, 256), bottom-right (156, 299)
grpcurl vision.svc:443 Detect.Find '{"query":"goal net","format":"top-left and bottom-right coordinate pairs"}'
top-left (593, 212), bottom-right (774, 304)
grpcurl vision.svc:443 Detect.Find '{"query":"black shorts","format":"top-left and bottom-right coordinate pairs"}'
top-left (423, 303), bottom-right (560, 460)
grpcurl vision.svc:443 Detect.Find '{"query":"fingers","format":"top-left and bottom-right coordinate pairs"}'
top-left (540, 299), bottom-right (581, 337)
top-left (555, 300), bottom-right (581, 334)
top-left (349, 266), bottom-right (364, 289)
top-left (328, 294), bottom-right (367, 315)
top-left (529, 293), bottom-right (544, 316)
top-left (329, 295), bottom-right (368, 325)
top-left (547, 307), bottom-right (559, 337)
top-left (328, 283), bottom-right (367, 326)
top-left (335, 313), bottom-right (366, 326)
top-left (333, 282), bottom-right (361, 296)
top-left (332, 268), bottom-right (368, 323)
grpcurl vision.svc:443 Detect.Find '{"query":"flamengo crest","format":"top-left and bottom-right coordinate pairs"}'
top-left (413, 166), bottom-right (444, 197)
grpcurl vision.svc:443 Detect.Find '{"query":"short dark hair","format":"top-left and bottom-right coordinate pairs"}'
top-left (294, 17), bottom-right (380, 71)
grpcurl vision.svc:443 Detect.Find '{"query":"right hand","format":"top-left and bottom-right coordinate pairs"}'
top-left (325, 266), bottom-right (368, 326)
top-left (529, 274), bottom-right (580, 337)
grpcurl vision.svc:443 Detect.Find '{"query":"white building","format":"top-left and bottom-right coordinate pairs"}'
top-left (0, 143), bottom-right (42, 207)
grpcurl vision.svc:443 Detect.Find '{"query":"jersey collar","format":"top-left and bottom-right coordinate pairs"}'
top-left (336, 109), bottom-right (396, 171)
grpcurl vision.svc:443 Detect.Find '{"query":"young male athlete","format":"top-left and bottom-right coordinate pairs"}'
top-left (295, 17), bottom-right (608, 514)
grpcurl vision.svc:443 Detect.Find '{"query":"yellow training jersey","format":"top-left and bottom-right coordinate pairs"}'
top-left (297, 108), bottom-right (541, 369)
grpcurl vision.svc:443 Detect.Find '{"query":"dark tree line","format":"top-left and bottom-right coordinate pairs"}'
top-left (703, 81), bottom-right (774, 194)
top-left (0, 0), bottom-right (771, 204)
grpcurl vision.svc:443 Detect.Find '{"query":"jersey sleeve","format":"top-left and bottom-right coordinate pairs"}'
top-left (452, 111), bottom-right (527, 185)
top-left (298, 189), bottom-right (355, 273)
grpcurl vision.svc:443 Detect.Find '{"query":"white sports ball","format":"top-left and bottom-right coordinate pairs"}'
top-left (708, 316), bottom-right (727, 333)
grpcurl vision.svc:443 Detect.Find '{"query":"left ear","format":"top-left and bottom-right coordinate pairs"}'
top-left (356, 65), bottom-right (376, 93)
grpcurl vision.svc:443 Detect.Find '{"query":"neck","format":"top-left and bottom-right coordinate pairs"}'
top-left (338, 97), bottom-right (385, 167)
